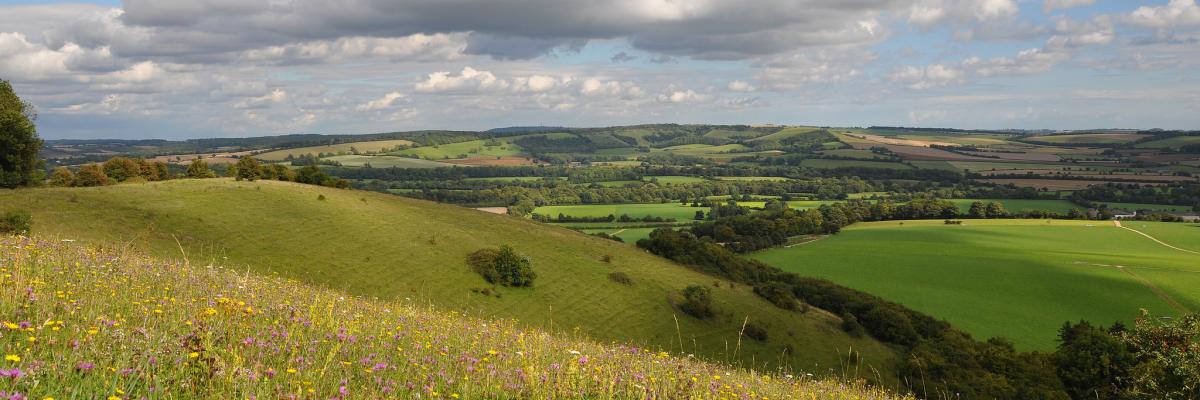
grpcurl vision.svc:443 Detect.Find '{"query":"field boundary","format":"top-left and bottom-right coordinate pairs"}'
top-left (1114, 220), bottom-right (1200, 255)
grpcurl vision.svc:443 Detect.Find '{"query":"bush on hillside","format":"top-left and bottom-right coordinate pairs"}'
top-left (841, 312), bottom-right (865, 337)
top-left (0, 210), bottom-right (32, 235)
top-left (467, 245), bottom-right (536, 287)
top-left (49, 167), bottom-right (75, 187)
top-left (186, 159), bottom-right (216, 178)
top-left (73, 164), bottom-right (111, 187)
top-left (743, 321), bottom-right (768, 342)
top-left (679, 285), bottom-right (714, 319)
top-left (607, 272), bottom-right (633, 286)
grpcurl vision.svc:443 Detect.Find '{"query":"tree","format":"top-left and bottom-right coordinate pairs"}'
top-left (234, 156), bottom-right (262, 181)
top-left (492, 245), bottom-right (536, 287)
top-left (968, 201), bottom-right (987, 218)
top-left (270, 164), bottom-right (293, 181)
top-left (694, 210), bottom-right (706, 220)
top-left (1120, 311), bottom-right (1200, 399)
top-left (1054, 321), bottom-right (1134, 400)
top-left (0, 80), bottom-right (42, 188)
top-left (73, 164), bottom-right (111, 187)
top-left (102, 157), bottom-right (142, 182)
top-left (186, 159), bottom-right (216, 178)
top-left (49, 167), bottom-right (75, 187)
top-left (985, 201), bottom-right (1008, 218)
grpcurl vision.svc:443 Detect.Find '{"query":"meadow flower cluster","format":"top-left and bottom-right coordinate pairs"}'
top-left (0, 236), bottom-right (907, 399)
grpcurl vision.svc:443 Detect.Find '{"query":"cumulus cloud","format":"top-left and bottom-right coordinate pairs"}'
top-left (888, 64), bottom-right (965, 90)
top-left (1127, 0), bottom-right (1200, 28)
top-left (415, 67), bottom-right (510, 93)
top-left (356, 92), bottom-right (406, 111)
top-left (1043, 0), bottom-right (1095, 14)
top-left (727, 80), bottom-right (757, 92)
top-left (907, 0), bottom-right (1019, 28)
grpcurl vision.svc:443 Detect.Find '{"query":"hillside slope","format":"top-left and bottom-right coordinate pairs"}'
top-left (0, 236), bottom-right (908, 399)
top-left (0, 179), bottom-right (899, 378)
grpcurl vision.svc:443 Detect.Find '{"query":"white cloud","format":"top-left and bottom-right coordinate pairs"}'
top-left (727, 80), bottom-right (757, 92)
top-left (1127, 0), bottom-right (1200, 28)
top-left (888, 64), bottom-right (965, 90)
top-left (414, 67), bottom-right (510, 93)
top-left (356, 91), bottom-right (405, 111)
top-left (1043, 0), bottom-right (1095, 14)
top-left (658, 89), bottom-right (712, 103)
top-left (908, 0), bottom-right (1018, 28)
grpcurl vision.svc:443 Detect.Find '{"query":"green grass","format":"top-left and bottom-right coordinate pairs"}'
top-left (390, 138), bottom-right (524, 160)
top-left (579, 227), bottom-right (661, 243)
top-left (255, 139), bottom-right (415, 161)
top-left (946, 199), bottom-right (1080, 214)
top-left (800, 159), bottom-right (913, 170)
top-left (1096, 202), bottom-right (1194, 212)
top-left (0, 180), bottom-right (898, 376)
top-left (0, 237), bottom-right (907, 400)
top-left (751, 219), bottom-right (1200, 351)
top-left (1134, 135), bottom-right (1200, 149)
top-left (713, 176), bottom-right (791, 182)
top-left (1025, 134), bottom-right (1148, 145)
top-left (532, 203), bottom-right (706, 221)
top-left (747, 127), bottom-right (825, 143)
top-left (643, 176), bottom-right (708, 185)
top-left (323, 154), bottom-right (454, 168)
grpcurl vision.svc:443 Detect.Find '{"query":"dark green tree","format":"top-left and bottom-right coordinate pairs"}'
top-left (0, 80), bottom-right (42, 188)
top-left (1054, 320), bottom-right (1134, 400)
top-left (186, 159), bottom-right (216, 179)
top-left (234, 156), bottom-right (262, 181)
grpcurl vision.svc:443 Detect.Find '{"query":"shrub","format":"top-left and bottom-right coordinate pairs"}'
top-left (235, 156), bottom-right (262, 181)
top-left (186, 159), bottom-right (216, 178)
top-left (679, 285), bottom-right (714, 319)
top-left (467, 245), bottom-right (535, 287)
top-left (841, 312), bottom-right (865, 337)
top-left (743, 321), bottom-right (768, 342)
top-left (608, 272), bottom-right (633, 286)
top-left (73, 164), bottom-right (110, 187)
top-left (753, 282), bottom-right (799, 310)
top-left (0, 210), bottom-right (32, 235)
top-left (49, 167), bottom-right (75, 187)
top-left (317, 194), bottom-right (326, 201)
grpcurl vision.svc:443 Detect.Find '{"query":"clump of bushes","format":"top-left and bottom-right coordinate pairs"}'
top-left (679, 285), bottom-right (714, 319)
top-left (743, 321), bottom-right (768, 342)
top-left (841, 312), bottom-right (865, 337)
top-left (0, 210), bottom-right (32, 235)
top-left (467, 245), bottom-right (536, 287)
top-left (753, 282), bottom-right (800, 311)
top-left (607, 272), bottom-right (633, 286)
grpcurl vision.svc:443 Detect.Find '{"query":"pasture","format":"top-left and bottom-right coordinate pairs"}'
top-left (1026, 133), bottom-right (1148, 144)
top-left (751, 219), bottom-right (1200, 351)
top-left (323, 154), bottom-right (454, 168)
top-left (0, 179), bottom-right (900, 375)
top-left (255, 139), bottom-right (415, 161)
top-left (390, 139), bottom-right (523, 160)
top-left (533, 203), bottom-right (704, 221)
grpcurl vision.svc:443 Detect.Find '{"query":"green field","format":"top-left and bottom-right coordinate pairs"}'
top-left (465, 176), bottom-right (567, 182)
top-left (947, 199), bottom-right (1080, 214)
top-left (579, 227), bottom-right (660, 243)
top-left (391, 138), bottom-right (524, 160)
top-left (643, 175), bottom-right (708, 185)
top-left (533, 203), bottom-right (704, 221)
top-left (1134, 135), bottom-right (1200, 149)
top-left (751, 219), bottom-right (1200, 351)
top-left (323, 154), bottom-right (454, 168)
top-left (1026, 133), bottom-right (1148, 145)
top-left (255, 139), bottom-right (415, 161)
top-left (800, 159), bottom-right (913, 170)
top-left (1095, 202), bottom-right (1193, 212)
top-left (0, 180), bottom-right (898, 375)
top-left (713, 176), bottom-right (791, 182)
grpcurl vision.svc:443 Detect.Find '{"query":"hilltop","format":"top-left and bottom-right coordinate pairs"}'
top-left (0, 179), bottom-right (899, 379)
top-left (0, 236), bottom-right (907, 399)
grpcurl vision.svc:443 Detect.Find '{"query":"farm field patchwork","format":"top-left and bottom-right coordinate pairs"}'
top-left (1093, 202), bottom-right (1195, 212)
top-left (532, 203), bottom-right (705, 221)
top-left (323, 154), bottom-right (454, 168)
top-left (751, 219), bottom-right (1200, 351)
top-left (1025, 133), bottom-right (1149, 144)
top-left (799, 159), bottom-right (913, 170)
top-left (390, 139), bottom-right (523, 160)
top-left (255, 139), bottom-right (415, 161)
top-left (946, 199), bottom-right (1080, 214)
top-left (579, 227), bottom-right (660, 243)
top-left (1134, 135), bottom-right (1200, 149)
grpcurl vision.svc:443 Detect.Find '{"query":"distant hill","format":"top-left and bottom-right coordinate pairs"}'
top-left (0, 179), bottom-right (900, 379)
top-left (486, 126), bottom-right (569, 133)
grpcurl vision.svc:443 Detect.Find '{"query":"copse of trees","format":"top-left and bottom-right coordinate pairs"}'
top-left (186, 159), bottom-right (216, 178)
top-left (0, 79), bottom-right (44, 188)
top-left (466, 245), bottom-right (536, 287)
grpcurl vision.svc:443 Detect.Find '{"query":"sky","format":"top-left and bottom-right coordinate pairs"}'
top-left (0, 0), bottom-right (1197, 139)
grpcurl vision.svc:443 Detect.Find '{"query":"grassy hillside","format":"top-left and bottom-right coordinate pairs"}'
top-left (751, 219), bottom-right (1200, 350)
top-left (0, 179), bottom-right (899, 378)
top-left (0, 236), bottom-right (907, 399)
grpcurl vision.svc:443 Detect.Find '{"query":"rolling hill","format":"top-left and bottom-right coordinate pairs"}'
top-left (0, 179), bottom-right (900, 379)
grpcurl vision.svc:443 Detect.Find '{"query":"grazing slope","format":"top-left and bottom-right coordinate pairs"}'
top-left (751, 219), bottom-right (1200, 350)
top-left (0, 237), bottom-right (907, 399)
top-left (0, 179), bottom-right (899, 377)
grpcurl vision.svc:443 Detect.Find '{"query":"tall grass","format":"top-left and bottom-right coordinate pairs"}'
top-left (0, 236), bottom-right (906, 399)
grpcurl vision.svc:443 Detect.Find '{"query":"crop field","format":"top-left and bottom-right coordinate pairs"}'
top-left (799, 159), bottom-right (913, 170)
top-left (1026, 133), bottom-right (1149, 144)
top-left (390, 139), bottom-right (523, 160)
top-left (747, 127), bottom-right (825, 143)
top-left (323, 154), bottom-right (454, 168)
top-left (1134, 135), bottom-right (1200, 149)
top-left (255, 139), bottom-right (415, 161)
top-left (0, 180), bottom-right (900, 375)
top-left (751, 219), bottom-right (1200, 351)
